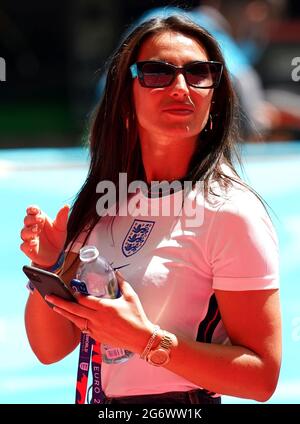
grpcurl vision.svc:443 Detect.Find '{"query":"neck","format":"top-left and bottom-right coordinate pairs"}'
top-left (139, 132), bottom-right (198, 184)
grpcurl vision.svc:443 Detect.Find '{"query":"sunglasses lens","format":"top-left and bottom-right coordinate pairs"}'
top-left (141, 63), bottom-right (174, 87)
top-left (186, 63), bottom-right (221, 87)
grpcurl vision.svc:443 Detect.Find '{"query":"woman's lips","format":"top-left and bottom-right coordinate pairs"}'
top-left (163, 109), bottom-right (194, 115)
top-left (162, 104), bottom-right (194, 116)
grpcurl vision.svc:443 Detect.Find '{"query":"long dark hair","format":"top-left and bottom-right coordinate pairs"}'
top-left (65, 15), bottom-right (249, 249)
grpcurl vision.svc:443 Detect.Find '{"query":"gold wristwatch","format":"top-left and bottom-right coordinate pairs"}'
top-left (146, 331), bottom-right (173, 367)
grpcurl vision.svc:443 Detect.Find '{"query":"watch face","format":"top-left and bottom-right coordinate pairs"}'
top-left (148, 348), bottom-right (170, 366)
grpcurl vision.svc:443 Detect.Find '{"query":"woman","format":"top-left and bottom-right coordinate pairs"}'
top-left (20, 16), bottom-right (281, 404)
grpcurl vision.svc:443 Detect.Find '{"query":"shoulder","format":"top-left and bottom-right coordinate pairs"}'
top-left (216, 185), bottom-right (268, 224)
top-left (203, 165), bottom-right (279, 255)
top-left (206, 164), bottom-right (271, 224)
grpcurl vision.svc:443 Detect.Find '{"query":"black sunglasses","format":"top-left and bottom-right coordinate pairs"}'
top-left (130, 60), bottom-right (223, 89)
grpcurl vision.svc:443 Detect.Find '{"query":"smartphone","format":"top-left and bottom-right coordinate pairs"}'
top-left (23, 265), bottom-right (76, 308)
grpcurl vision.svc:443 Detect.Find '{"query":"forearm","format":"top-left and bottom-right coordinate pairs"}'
top-left (163, 334), bottom-right (278, 402)
top-left (25, 290), bottom-right (80, 364)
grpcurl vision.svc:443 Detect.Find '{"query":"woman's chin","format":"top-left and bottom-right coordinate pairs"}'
top-left (160, 123), bottom-right (199, 137)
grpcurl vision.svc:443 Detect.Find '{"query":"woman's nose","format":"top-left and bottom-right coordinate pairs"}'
top-left (169, 73), bottom-right (189, 98)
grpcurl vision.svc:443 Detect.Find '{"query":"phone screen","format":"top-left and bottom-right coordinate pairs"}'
top-left (23, 265), bottom-right (76, 307)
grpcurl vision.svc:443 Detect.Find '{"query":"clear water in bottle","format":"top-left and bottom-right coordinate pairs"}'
top-left (76, 245), bottom-right (134, 364)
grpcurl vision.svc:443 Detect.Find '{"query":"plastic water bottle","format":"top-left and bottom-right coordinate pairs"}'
top-left (74, 245), bottom-right (134, 364)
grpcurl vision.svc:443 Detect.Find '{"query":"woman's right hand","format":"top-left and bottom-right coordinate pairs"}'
top-left (20, 204), bottom-right (70, 268)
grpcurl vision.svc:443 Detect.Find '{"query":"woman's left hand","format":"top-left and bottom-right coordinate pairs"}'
top-left (45, 271), bottom-right (154, 354)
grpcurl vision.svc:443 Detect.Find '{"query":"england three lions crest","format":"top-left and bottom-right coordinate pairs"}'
top-left (122, 219), bottom-right (155, 257)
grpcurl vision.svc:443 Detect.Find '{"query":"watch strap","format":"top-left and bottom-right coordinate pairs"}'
top-left (140, 325), bottom-right (160, 360)
top-left (159, 331), bottom-right (173, 350)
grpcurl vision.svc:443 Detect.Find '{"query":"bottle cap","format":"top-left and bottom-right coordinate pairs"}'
top-left (79, 245), bottom-right (99, 263)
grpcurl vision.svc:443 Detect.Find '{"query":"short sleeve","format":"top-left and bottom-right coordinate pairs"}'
top-left (207, 190), bottom-right (279, 291)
